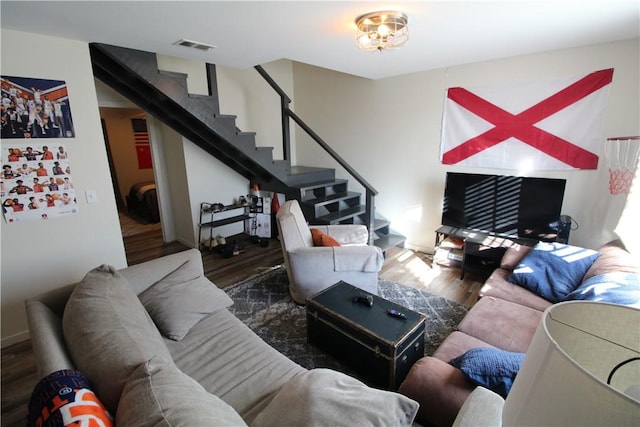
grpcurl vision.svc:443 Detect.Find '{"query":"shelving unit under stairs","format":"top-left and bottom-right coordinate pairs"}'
top-left (198, 202), bottom-right (251, 252)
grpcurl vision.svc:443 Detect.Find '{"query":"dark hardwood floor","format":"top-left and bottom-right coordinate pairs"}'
top-left (1, 228), bottom-right (484, 426)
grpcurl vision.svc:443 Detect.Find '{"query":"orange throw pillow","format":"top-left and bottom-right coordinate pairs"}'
top-left (310, 229), bottom-right (341, 247)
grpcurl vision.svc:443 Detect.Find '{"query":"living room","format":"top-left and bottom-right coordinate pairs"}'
top-left (2, 0), bottom-right (640, 346)
top-left (2, 2), bottom-right (639, 426)
top-left (1, 0), bottom-right (638, 361)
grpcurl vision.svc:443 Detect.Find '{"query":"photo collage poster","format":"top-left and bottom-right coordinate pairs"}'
top-left (2, 142), bottom-right (78, 222)
top-left (1, 76), bottom-right (78, 223)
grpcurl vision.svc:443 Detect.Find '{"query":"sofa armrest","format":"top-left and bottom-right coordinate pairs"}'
top-left (500, 244), bottom-right (533, 270)
top-left (309, 225), bottom-right (369, 246)
top-left (25, 299), bottom-right (76, 378)
top-left (452, 387), bottom-right (504, 427)
top-left (398, 356), bottom-right (475, 427)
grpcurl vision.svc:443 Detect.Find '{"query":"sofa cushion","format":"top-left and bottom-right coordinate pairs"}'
top-left (163, 308), bottom-right (305, 424)
top-left (508, 242), bottom-right (600, 302)
top-left (138, 260), bottom-right (233, 341)
top-left (480, 269), bottom-right (553, 312)
top-left (458, 297), bottom-right (542, 353)
top-left (433, 331), bottom-right (495, 363)
top-left (310, 228), bottom-right (341, 247)
top-left (450, 347), bottom-right (525, 398)
top-left (62, 265), bottom-right (172, 414)
top-left (116, 357), bottom-right (247, 427)
top-left (251, 369), bottom-right (419, 427)
top-left (565, 272), bottom-right (640, 308)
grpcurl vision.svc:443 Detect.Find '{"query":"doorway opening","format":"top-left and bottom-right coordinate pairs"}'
top-left (100, 106), bottom-right (162, 238)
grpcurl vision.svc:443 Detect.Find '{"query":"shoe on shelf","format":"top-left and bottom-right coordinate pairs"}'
top-left (238, 196), bottom-right (247, 206)
top-left (216, 234), bottom-right (227, 246)
top-left (231, 241), bottom-right (241, 256)
top-left (212, 203), bottom-right (224, 213)
top-left (203, 238), bottom-right (218, 249)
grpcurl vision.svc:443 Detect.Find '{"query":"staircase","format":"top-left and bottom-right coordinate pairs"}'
top-left (289, 180), bottom-right (406, 250)
top-left (90, 43), bottom-right (405, 252)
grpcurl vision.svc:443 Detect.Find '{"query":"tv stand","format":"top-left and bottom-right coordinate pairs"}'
top-left (435, 226), bottom-right (537, 279)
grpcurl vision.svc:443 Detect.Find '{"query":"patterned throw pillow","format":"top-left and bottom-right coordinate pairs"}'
top-left (28, 369), bottom-right (112, 427)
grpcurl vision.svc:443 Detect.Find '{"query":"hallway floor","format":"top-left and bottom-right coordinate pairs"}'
top-left (118, 210), bottom-right (162, 237)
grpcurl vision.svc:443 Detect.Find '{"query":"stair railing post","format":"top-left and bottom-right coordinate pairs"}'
top-left (282, 103), bottom-right (291, 162)
top-left (205, 63), bottom-right (221, 116)
top-left (365, 189), bottom-right (375, 245)
top-left (254, 65), bottom-right (292, 163)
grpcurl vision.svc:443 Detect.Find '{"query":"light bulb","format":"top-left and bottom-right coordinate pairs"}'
top-left (358, 34), bottom-right (371, 47)
top-left (377, 24), bottom-right (390, 37)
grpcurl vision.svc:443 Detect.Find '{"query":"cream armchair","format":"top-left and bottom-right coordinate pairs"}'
top-left (275, 199), bottom-right (384, 304)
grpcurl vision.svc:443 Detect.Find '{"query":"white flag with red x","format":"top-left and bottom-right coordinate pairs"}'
top-left (440, 69), bottom-right (614, 170)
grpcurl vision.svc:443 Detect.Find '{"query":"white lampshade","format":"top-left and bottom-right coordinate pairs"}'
top-left (503, 301), bottom-right (640, 426)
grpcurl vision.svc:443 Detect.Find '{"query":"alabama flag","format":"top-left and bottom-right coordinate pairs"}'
top-left (440, 68), bottom-right (614, 170)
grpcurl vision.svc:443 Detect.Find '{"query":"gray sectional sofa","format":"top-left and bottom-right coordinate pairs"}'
top-left (398, 239), bottom-right (640, 427)
top-left (25, 248), bottom-right (419, 426)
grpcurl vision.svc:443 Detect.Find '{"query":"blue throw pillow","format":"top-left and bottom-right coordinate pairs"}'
top-left (508, 242), bottom-right (600, 302)
top-left (565, 272), bottom-right (640, 308)
top-left (450, 347), bottom-right (525, 398)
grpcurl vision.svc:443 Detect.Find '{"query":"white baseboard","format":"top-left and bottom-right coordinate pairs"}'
top-left (403, 242), bottom-right (434, 255)
top-left (176, 237), bottom-right (195, 249)
top-left (2, 329), bottom-right (30, 349)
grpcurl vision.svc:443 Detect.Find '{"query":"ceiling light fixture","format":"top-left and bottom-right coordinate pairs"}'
top-left (354, 11), bottom-right (409, 52)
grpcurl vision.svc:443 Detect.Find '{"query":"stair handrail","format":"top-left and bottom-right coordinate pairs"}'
top-left (254, 65), bottom-right (378, 197)
top-left (254, 65), bottom-right (378, 243)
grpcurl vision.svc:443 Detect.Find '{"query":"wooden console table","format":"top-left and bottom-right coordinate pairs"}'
top-left (435, 226), bottom-right (537, 279)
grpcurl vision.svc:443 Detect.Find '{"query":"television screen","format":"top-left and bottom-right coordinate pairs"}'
top-left (442, 172), bottom-right (566, 240)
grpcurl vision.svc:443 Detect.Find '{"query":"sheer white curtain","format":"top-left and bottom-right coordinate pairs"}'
top-left (614, 158), bottom-right (639, 255)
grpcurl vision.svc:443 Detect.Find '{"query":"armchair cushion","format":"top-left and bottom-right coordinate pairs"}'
top-left (310, 224), bottom-right (369, 246)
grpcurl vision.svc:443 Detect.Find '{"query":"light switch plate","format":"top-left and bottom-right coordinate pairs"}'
top-left (86, 190), bottom-right (98, 204)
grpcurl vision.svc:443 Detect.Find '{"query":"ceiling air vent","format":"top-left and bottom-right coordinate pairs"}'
top-left (173, 39), bottom-right (216, 51)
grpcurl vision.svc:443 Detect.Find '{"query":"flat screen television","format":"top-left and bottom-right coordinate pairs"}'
top-left (441, 172), bottom-right (566, 240)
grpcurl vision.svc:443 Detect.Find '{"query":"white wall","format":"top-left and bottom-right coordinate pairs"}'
top-left (1, 29), bottom-right (127, 346)
top-left (293, 39), bottom-right (640, 252)
top-left (217, 60), bottom-right (295, 160)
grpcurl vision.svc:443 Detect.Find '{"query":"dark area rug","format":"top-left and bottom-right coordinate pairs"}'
top-left (225, 266), bottom-right (468, 375)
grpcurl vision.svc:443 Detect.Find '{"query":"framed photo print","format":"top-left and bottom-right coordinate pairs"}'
top-left (1, 76), bottom-right (75, 139)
